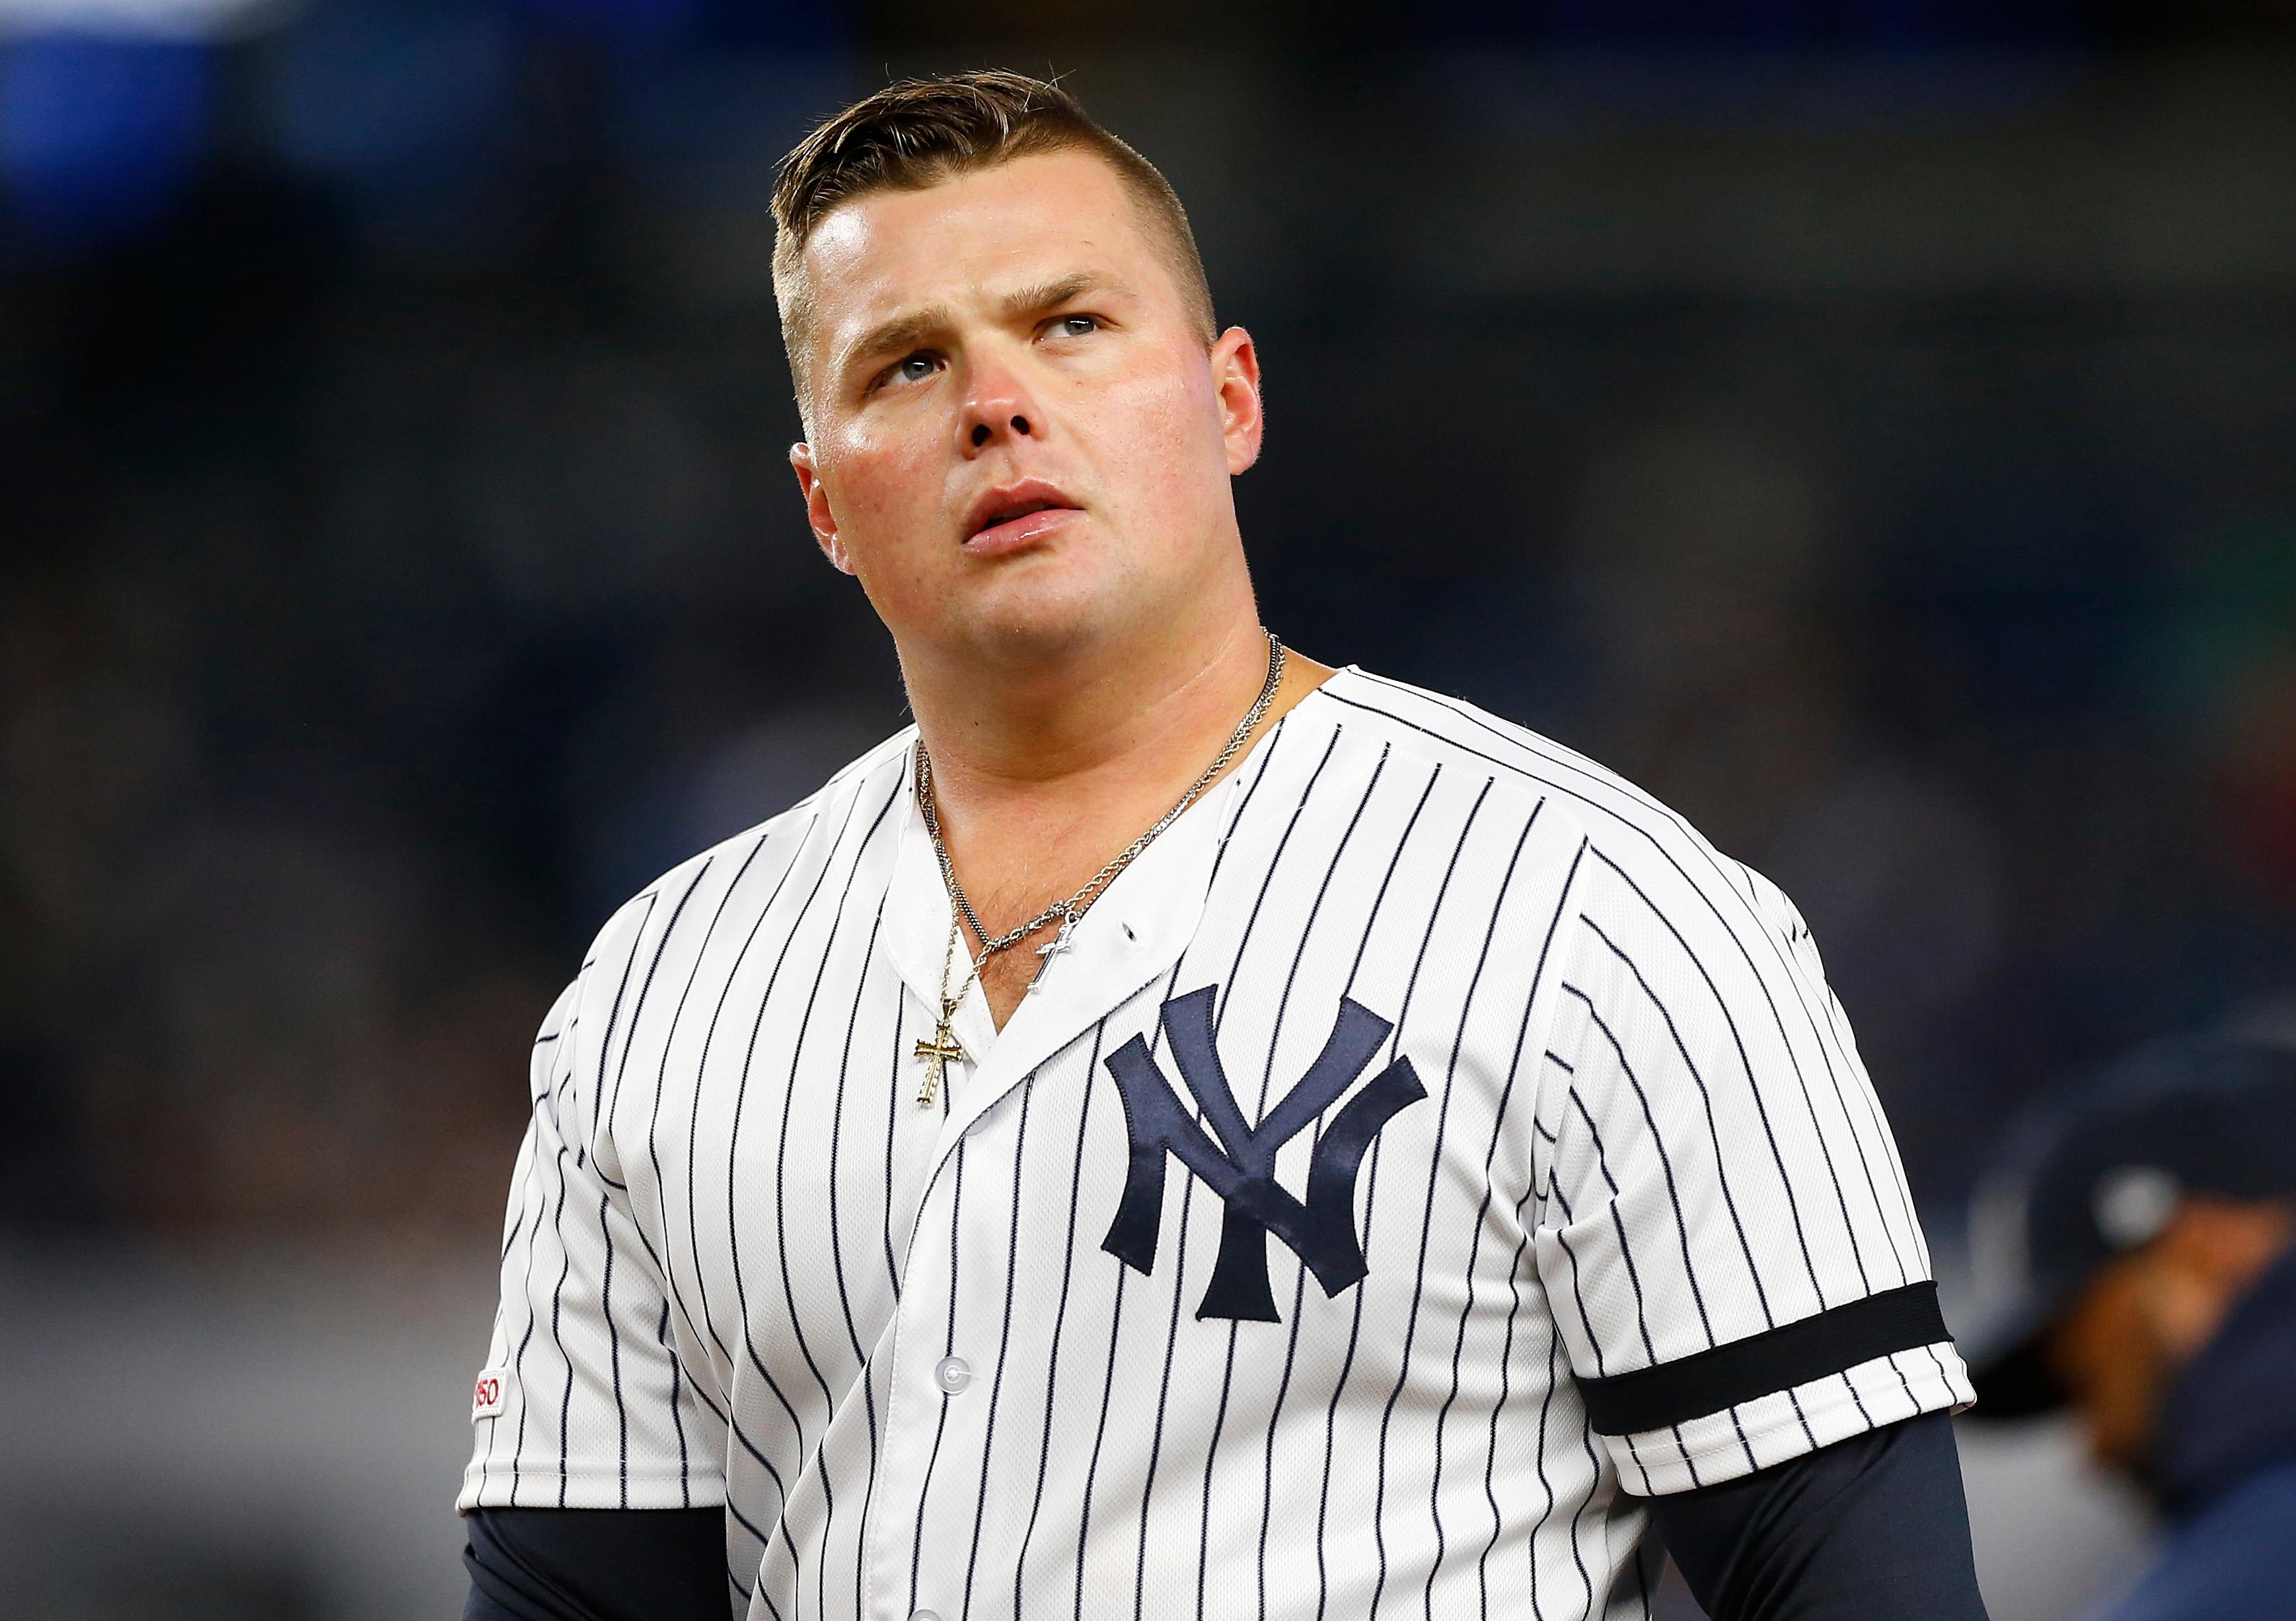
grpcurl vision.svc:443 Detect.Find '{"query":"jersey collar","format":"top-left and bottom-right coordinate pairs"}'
top-left (879, 733), bottom-right (1254, 1157)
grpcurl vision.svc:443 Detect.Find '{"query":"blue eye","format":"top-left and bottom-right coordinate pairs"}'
top-left (1057, 315), bottom-right (1097, 336)
top-left (899, 354), bottom-right (937, 381)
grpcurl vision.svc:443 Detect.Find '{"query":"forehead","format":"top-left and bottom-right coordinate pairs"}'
top-left (797, 149), bottom-right (1172, 343)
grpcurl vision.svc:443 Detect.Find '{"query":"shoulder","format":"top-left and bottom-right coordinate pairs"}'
top-left (574, 725), bottom-right (918, 988)
top-left (1317, 667), bottom-right (1776, 918)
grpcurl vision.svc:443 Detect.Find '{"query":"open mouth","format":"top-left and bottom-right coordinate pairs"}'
top-left (972, 498), bottom-right (1064, 534)
top-left (963, 484), bottom-right (1081, 550)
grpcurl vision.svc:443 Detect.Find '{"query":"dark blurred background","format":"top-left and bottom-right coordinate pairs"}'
top-left (3, 1), bottom-right (2293, 1616)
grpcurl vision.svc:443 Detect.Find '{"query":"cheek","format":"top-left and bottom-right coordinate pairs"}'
top-left (835, 434), bottom-right (924, 519)
top-left (823, 423), bottom-right (948, 553)
top-left (813, 429), bottom-right (958, 623)
top-left (1088, 363), bottom-right (1226, 508)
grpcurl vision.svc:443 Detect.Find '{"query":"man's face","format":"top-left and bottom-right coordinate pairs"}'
top-left (787, 149), bottom-right (1261, 670)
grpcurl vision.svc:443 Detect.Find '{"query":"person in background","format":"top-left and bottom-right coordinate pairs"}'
top-left (1962, 1034), bottom-right (2296, 1620)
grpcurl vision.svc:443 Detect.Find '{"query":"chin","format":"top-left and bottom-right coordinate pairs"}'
top-left (949, 566), bottom-right (1131, 664)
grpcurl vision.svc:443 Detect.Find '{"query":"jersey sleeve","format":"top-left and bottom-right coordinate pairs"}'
top-left (459, 902), bottom-right (727, 1513)
top-left (1529, 830), bottom-right (1972, 1497)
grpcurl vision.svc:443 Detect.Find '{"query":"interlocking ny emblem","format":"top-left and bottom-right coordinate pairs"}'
top-left (1100, 986), bottom-right (1426, 1323)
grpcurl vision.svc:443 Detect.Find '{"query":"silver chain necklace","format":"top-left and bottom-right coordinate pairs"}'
top-left (907, 631), bottom-right (1286, 1109)
top-left (916, 628), bottom-right (1286, 974)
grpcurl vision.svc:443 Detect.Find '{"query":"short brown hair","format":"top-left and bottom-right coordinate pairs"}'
top-left (770, 71), bottom-right (1216, 411)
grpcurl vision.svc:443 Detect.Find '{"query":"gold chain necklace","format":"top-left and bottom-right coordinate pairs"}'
top-left (910, 915), bottom-right (971, 1108)
top-left (907, 630), bottom-right (1286, 1106)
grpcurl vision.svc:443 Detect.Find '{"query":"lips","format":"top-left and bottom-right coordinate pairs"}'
top-left (977, 497), bottom-right (1060, 530)
top-left (962, 480), bottom-right (1080, 552)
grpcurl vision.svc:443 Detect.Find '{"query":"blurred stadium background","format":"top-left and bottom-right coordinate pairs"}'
top-left (3, 1), bottom-right (2295, 1616)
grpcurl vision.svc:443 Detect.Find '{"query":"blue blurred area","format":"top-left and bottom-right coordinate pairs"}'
top-left (266, 7), bottom-right (517, 183)
top-left (260, 3), bottom-right (521, 250)
top-left (0, 0), bottom-right (2141, 270)
top-left (501, 0), bottom-right (703, 42)
top-left (1432, 0), bottom-right (2094, 46)
top-left (0, 36), bottom-right (211, 251)
top-left (0, 0), bottom-right (855, 264)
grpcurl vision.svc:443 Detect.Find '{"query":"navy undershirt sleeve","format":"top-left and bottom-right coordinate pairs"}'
top-left (1645, 1410), bottom-right (1989, 1621)
top-left (461, 1506), bottom-right (727, 1621)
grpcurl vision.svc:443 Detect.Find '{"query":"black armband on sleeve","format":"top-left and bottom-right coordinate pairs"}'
top-left (1645, 1410), bottom-right (1989, 1621)
top-left (1580, 1283), bottom-right (1949, 1437)
top-left (461, 1506), bottom-right (729, 1621)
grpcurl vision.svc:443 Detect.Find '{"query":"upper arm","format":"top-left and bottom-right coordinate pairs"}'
top-left (460, 902), bottom-right (728, 1514)
top-left (464, 1505), bottom-right (731, 1621)
top-left (1530, 836), bottom-right (1972, 1495)
top-left (1646, 1410), bottom-right (1989, 1621)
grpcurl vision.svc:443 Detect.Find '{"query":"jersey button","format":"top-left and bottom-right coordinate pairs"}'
top-left (912, 1610), bottom-right (944, 1621)
top-left (934, 1355), bottom-right (972, 1394)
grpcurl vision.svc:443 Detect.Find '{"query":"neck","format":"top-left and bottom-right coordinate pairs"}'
top-left (896, 600), bottom-right (1333, 1025)
top-left (905, 609), bottom-right (1274, 801)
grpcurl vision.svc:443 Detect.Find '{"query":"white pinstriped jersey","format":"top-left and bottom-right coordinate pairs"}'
top-left (460, 666), bottom-right (1972, 1621)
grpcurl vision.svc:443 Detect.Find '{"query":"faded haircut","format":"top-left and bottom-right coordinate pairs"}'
top-left (769, 70), bottom-right (1217, 420)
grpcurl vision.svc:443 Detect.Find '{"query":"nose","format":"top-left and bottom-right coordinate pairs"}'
top-left (970, 415), bottom-right (1031, 449)
top-left (959, 361), bottom-right (1041, 456)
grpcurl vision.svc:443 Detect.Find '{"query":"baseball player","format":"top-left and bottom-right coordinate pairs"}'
top-left (457, 71), bottom-right (1988, 1621)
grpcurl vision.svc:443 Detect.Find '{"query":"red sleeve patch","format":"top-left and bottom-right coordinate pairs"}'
top-left (471, 1367), bottom-right (507, 1420)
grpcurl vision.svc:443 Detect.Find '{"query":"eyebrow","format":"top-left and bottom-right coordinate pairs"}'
top-left (835, 270), bottom-right (1134, 385)
top-left (838, 306), bottom-right (954, 380)
top-left (998, 270), bottom-right (1124, 318)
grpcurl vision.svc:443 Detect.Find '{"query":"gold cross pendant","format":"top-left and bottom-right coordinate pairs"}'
top-left (912, 997), bottom-right (965, 1107)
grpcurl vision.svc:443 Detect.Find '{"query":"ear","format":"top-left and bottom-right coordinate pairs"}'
top-left (1210, 326), bottom-right (1263, 476)
top-left (790, 441), bottom-right (854, 575)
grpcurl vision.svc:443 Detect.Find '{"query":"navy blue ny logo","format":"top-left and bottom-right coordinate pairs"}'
top-left (1099, 986), bottom-right (1426, 1323)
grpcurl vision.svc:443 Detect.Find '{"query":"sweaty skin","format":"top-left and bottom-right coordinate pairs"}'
top-left (784, 148), bottom-right (1330, 1025)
